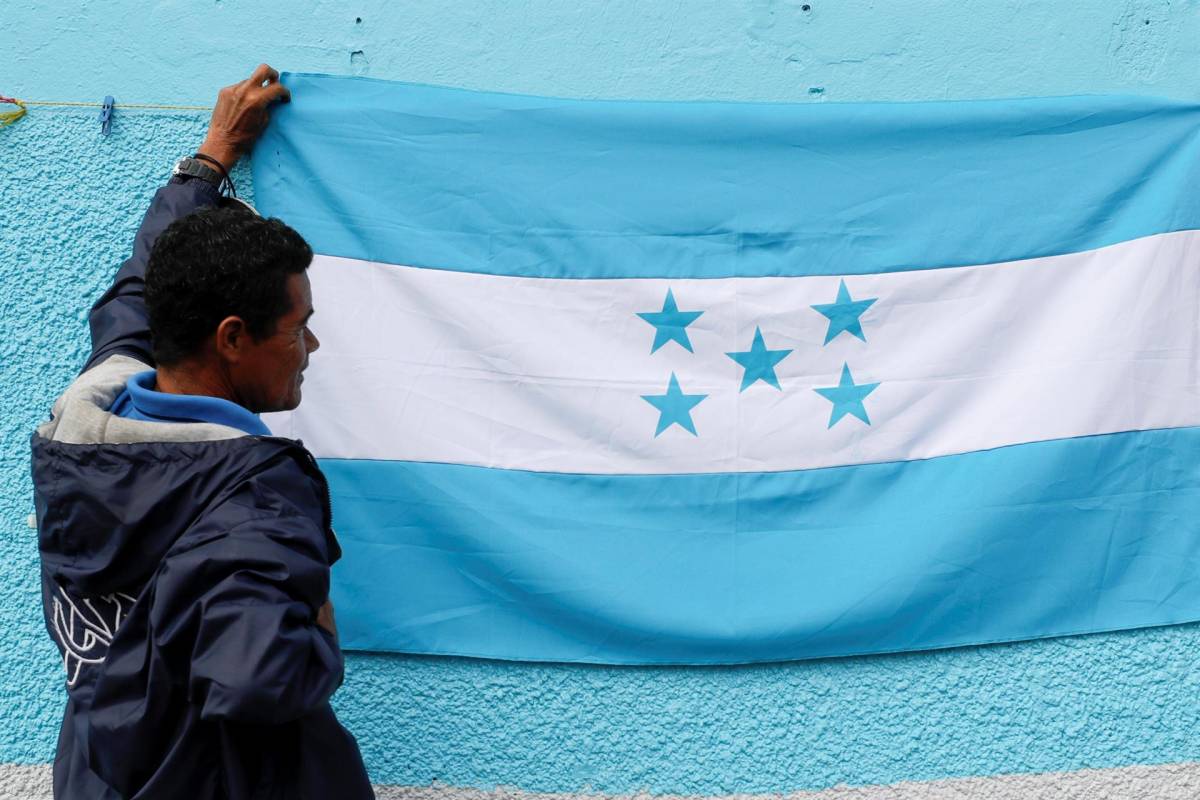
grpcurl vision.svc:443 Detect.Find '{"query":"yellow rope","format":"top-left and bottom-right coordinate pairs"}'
top-left (21, 100), bottom-right (212, 110)
top-left (0, 97), bottom-right (213, 129)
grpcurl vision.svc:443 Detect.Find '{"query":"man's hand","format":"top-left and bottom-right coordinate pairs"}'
top-left (197, 63), bottom-right (291, 172)
top-left (316, 599), bottom-right (338, 638)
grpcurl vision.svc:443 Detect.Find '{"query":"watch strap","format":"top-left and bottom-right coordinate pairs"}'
top-left (172, 156), bottom-right (224, 189)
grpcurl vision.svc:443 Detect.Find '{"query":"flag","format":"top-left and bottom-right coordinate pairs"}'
top-left (253, 74), bottom-right (1200, 664)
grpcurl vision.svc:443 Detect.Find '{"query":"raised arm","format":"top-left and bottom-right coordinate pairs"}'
top-left (83, 64), bottom-right (291, 372)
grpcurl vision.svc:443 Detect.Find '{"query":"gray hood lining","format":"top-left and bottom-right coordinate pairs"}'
top-left (37, 355), bottom-right (250, 445)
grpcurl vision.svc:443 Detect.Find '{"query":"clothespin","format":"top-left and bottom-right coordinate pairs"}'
top-left (98, 95), bottom-right (114, 135)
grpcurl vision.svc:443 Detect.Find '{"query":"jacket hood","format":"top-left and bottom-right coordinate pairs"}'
top-left (32, 356), bottom-right (303, 596)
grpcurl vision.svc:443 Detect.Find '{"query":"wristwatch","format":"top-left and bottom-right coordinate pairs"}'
top-left (172, 156), bottom-right (225, 188)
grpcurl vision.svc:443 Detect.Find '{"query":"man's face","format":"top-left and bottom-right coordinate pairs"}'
top-left (231, 272), bottom-right (319, 413)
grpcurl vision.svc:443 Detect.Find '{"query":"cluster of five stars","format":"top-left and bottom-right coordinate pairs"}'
top-left (638, 282), bottom-right (880, 436)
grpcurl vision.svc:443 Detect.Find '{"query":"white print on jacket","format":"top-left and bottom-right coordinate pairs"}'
top-left (51, 586), bottom-right (136, 686)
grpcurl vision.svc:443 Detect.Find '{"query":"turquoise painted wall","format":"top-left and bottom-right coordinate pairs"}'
top-left (4, 1), bottom-right (1200, 792)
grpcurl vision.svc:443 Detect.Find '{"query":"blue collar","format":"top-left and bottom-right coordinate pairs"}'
top-left (118, 370), bottom-right (272, 436)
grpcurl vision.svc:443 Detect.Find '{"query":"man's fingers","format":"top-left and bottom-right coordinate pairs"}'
top-left (246, 81), bottom-right (288, 110)
top-left (247, 63), bottom-right (280, 88)
top-left (254, 80), bottom-right (291, 107)
top-left (201, 65), bottom-right (289, 166)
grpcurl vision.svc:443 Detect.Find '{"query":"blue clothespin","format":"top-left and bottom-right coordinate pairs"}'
top-left (98, 96), bottom-right (114, 135)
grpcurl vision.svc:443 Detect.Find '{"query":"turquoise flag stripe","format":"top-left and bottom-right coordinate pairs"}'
top-left (253, 74), bottom-right (1200, 278)
top-left (324, 426), bottom-right (1200, 664)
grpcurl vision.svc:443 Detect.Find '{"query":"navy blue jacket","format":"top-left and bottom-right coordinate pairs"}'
top-left (31, 178), bottom-right (374, 799)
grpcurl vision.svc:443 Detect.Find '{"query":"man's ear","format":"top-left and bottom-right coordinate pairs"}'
top-left (214, 316), bottom-right (250, 363)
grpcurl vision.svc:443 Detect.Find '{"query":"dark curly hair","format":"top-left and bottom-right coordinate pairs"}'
top-left (145, 206), bottom-right (312, 366)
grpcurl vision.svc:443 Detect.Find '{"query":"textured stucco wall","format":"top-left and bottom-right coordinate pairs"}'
top-left (4, 1), bottom-right (1200, 794)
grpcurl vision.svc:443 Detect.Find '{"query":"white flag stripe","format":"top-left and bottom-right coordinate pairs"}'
top-left (267, 230), bottom-right (1200, 474)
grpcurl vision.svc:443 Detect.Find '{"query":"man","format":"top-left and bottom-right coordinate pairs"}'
top-left (31, 65), bottom-right (374, 799)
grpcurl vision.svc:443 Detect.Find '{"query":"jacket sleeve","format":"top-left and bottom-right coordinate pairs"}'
top-left (83, 176), bottom-right (223, 372)
top-left (152, 456), bottom-right (344, 726)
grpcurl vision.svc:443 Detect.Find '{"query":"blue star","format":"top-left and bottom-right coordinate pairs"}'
top-left (726, 327), bottom-right (793, 391)
top-left (637, 289), bottom-right (704, 353)
top-left (811, 280), bottom-right (877, 345)
top-left (642, 372), bottom-right (708, 436)
top-left (813, 363), bottom-right (880, 428)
